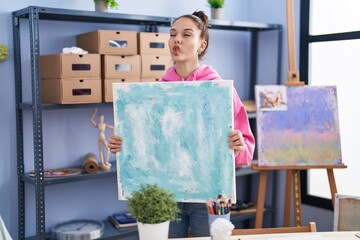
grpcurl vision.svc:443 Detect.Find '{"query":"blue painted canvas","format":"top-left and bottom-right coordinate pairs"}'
top-left (256, 85), bottom-right (342, 166)
top-left (113, 80), bottom-right (235, 202)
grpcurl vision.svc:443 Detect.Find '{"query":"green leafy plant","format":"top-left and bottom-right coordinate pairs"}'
top-left (127, 184), bottom-right (180, 224)
top-left (93, 0), bottom-right (119, 9)
top-left (0, 44), bottom-right (9, 62)
top-left (207, 0), bottom-right (225, 9)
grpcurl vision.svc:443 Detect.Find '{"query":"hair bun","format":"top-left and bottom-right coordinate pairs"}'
top-left (193, 11), bottom-right (209, 26)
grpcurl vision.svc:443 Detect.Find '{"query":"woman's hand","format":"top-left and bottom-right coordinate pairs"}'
top-left (228, 130), bottom-right (245, 157)
top-left (108, 134), bottom-right (122, 153)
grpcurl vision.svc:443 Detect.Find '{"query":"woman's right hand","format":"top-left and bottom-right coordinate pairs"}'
top-left (108, 134), bottom-right (122, 153)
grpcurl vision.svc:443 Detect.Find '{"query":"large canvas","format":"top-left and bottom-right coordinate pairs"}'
top-left (256, 85), bottom-right (342, 166)
top-left (113, 80), bottom-right (235, 202)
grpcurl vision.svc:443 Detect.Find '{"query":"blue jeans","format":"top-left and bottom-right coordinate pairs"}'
top-left (168, 202), bottom-right (210, 238)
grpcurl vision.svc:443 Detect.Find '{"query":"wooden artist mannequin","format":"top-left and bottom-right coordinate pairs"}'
top-left (90, 108), bottom-right (114, 170)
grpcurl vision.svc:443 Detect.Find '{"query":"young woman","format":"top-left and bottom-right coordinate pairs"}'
top-left (108, 11), bottom-right (255, 238)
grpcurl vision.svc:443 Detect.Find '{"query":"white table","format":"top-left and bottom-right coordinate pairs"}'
top-left (172, 231), bottom-right (360, 240)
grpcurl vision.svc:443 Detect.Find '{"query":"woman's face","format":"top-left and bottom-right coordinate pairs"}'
top-left (169, 17), bottom-right (205, 64)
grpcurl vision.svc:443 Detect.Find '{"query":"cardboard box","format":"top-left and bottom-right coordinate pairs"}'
top-left (103, 78), bottom-right (140, 102)
top-left (141, 55), bottom-right (173, 77)
top-left (139, 32), bottom-right (169, 55)
top-left (141, 77), bottom-right (162, 82)
top-left (102, 55), bottom-right (141, 78)
top-left (42, 78), bottom-right (102, 104)
top-left (77, 30), bottom-right (138, 55)
top-left (40, 54), bottom-right (101, 79)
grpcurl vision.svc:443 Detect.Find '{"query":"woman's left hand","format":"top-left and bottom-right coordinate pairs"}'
top-left (108, 134), bottom-right (122, 153)
top-left (228, 130), bottom-right (245, 156)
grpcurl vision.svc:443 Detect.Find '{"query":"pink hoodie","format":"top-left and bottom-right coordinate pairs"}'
top-left (162, 65), bottom-right (255, 167)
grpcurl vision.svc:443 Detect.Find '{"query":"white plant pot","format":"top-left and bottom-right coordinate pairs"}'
top-left (94, 0), bottom-right (108, 12)
top-left (137, 221), bottom-right (170, 240)
top-left (211, 8), bottom-right (223, 20)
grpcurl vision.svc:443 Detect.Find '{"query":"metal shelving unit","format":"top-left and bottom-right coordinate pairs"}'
top-left (13, 6), bottom-right (282, 239)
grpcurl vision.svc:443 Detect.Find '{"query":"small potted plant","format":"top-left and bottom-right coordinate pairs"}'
top-left (207, 0), bottom-right (225, 19)
top-left (208, 0), bottom-right (224, 9)
top-left (0, 44), bottom-right (9, 62)
top-left (127, 184), bottom-right (180, 240)
top-left (93, 0), bottom-right (119, 12)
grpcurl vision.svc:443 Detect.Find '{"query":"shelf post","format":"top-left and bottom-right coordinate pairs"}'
top-left (29, 6), bottom-right (46, 239)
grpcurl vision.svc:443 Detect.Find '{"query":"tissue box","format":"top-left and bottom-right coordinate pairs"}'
top-left (42, 78), bottom-right (102, 104)
top-left (139, 32), bottom-right (169, 55)
top-left (102, 55), bottom-right (141, 78)
top-left (141, 55), bottom-right (173, 77)
top-left (103, 77), bottom-right (140, 102)
top-left (40, 54), bottom-right (101, 79)
top-left (77, 30), bottom-right (138, 55)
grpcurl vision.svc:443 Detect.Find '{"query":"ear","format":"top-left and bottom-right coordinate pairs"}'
top-left (200, 40), bottom-right (207, 50)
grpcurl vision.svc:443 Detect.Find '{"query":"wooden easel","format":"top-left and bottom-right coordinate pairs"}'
top-left (251, 1), bottom-right (347, 228)
top-left (284, 0), bottom-right (304, 86)
top-left (251, 165), bottom-right (347, 228)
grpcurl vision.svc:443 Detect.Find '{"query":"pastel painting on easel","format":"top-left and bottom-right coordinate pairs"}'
top-left (256, 85), bottom-right (342, 166)
top-left (112, 80), bottom-right (235, 202)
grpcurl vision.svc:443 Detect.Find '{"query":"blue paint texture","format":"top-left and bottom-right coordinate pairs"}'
top-left (113, 81), bottom-right (235, 202)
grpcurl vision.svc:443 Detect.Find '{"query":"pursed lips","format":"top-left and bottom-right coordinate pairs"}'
top-left (172, 45), bottom-right (181, 55)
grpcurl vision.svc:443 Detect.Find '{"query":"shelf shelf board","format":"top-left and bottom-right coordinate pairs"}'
top-left (25, 219), bottom-right (138, 240)
top-left (13, 6), bottom-right (281, 32)
top-left (209, 19), bottom-right (281, 31)
top-left (22, 161), bottom-right (258, 185)
top-left (14, 6), bottom-right (171, 26)
top-left (19, 102), bottom-right (113, 110)
top-left (19, 102), bottom-right (257, 119)
top-left (23, 161), bottom-right (117, 186)
top-left (100, 220), bottom-right (138, 240)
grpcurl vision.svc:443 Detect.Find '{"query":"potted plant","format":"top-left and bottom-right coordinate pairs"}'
top-left (0, 44), bottom-right (9, 62)
top-left (208, 0), bottom-right (224, 9)
top-left (207, 0), bottom-right (225, 19)
top-left (93, 0), bottom-right (119, 12)
top-left (127, 184), bottom-right (180, 240)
